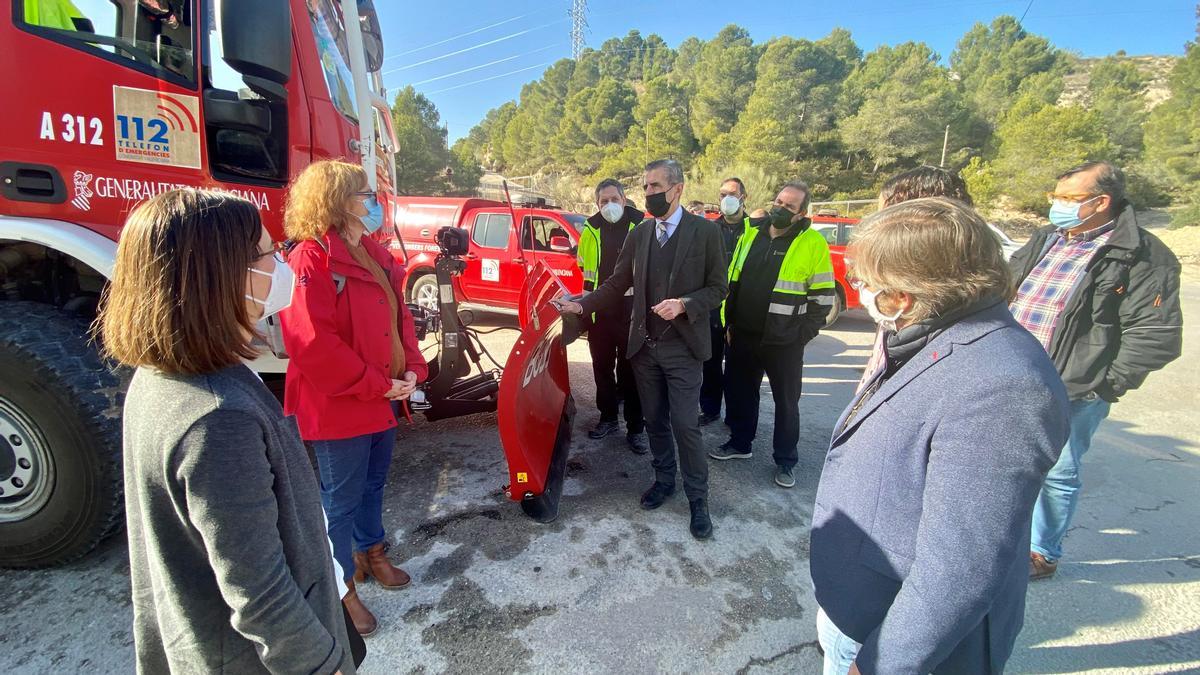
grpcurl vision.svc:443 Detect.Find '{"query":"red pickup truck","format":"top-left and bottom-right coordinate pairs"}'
top-left (388, 197), bottom-right (587, 314)
top-left (809, 215), bottom-right (863, 325)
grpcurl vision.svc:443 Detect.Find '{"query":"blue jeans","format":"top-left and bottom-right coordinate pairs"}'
top-left (817, 606), bottom-right (862, 675)
top-left (1030, 395), bottom-right (1111, 561)
top-left (312, 423), bottom-right (398, 582)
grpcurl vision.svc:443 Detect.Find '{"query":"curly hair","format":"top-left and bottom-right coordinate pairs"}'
top-left (284, 160), bottom-right (367, 241)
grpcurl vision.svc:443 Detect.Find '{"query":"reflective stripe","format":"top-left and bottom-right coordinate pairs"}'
top-left (582, 270), bottom-right (598, 282)
top-left (807, 272), bottom-right (834, 285)
top-left (768, 302), bottom-right (795, 316)
top-left (774, 280), bottom-right (807, 293)
top-left (623, 287), bottom-right (634, 297)
top-left (813, 295), bottom-right (836, 306)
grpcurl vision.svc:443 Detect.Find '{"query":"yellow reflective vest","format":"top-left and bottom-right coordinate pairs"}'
top-left (725, 219), bottom-right (836, 344)
top-left (23, 0), bottom-right (86, 30)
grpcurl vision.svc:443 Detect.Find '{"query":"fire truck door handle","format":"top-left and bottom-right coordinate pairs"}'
top-left (420, 228), bottom-right (431, 237)
top-left (464, 253), bottom-right (478, 260)
top-left (0, 163), bottom-right (66, 204)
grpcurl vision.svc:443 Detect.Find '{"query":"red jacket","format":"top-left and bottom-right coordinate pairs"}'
top-left (281, 232), bottom-right (427, 441)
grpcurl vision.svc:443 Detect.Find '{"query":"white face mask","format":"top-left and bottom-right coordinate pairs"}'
top-left (246, 259), bottom-right (295, 319)
top-left (720, 195), bottom-right (742, 217)
top-left (858, 286), bottom-right (902, 329)
top-left (600, 201), bottom-right (624, 224)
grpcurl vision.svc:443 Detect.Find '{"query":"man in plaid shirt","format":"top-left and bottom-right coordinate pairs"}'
top-left (1009, 161), bottom-right (1183, 581)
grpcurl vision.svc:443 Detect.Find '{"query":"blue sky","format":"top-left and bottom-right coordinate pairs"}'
top-left (375, 0), bottom-right (1197, 142)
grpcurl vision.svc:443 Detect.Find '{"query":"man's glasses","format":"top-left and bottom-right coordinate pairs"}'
top-left (1046, 192), bottom-right (1099, 204)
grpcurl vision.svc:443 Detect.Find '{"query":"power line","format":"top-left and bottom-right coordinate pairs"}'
top-left (383, 18), bottom-right (567, 75)
top-left (1018, 0), bottom-right (1035, 24)
top-left (407, 44), bottom-right (566, 86)
top-left (385, 14), bottom-right (531, 61)
top-left (425, 61), bottom-right (557, 95)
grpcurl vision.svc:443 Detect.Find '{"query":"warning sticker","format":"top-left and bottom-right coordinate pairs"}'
top-left (517, 472), bottom-right (528, 484)
top-left (112, 86), bottom-right (201, 169)
top-left (482, 259), bottom-right (500, 282)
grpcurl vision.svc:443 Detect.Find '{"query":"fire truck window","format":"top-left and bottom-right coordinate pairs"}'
top-left (19, 0), bottom-right (195, 83)
top-left (813, 224), bottom-right (838, 247)
top-left (472, 214), bottom-right (511, 250)
top-left (307, 0), bottom-right (358, 122)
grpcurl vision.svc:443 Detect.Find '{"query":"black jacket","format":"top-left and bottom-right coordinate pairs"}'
top-left (1009, 205), bottom-right (1183, 402)
top-left (580, 209), bottom-right (730, 362)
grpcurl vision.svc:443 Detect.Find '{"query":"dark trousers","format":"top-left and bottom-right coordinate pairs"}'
top-left (631, 337), bottom-right (708, 500)
top-left (589, 317), bottom-right (644, 433)
top-left (725, 331), bottom-right (804, 469)
top-left (699, 316), bottom-right (726, 417)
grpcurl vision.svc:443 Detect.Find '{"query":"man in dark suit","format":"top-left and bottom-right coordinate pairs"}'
top-left (553, 159), bottom-right (729, 539)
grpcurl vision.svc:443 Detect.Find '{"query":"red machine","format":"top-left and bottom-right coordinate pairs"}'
top-left (497, 261), bottom-right (575, 522)
top-left (810, 215), bottom-right (863, 325)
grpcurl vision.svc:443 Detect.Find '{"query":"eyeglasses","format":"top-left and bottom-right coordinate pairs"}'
top-left (1046, 192), bottom-right (1099, 204)
top-left (355, 190), bottom-right (376, 198)
top-left (253, 240), bottom-right (289, 264)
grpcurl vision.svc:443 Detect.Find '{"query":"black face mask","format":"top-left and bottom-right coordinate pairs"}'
top-left (646, 188), bottom-right (674, 219)
top-left (769, 205), bottom-right (797, 230)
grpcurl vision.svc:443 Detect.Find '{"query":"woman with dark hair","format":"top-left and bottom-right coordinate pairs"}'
top-left (100, 188), bottom-right (355, 674)
top-left (280, 160), bottom-right (427, 636)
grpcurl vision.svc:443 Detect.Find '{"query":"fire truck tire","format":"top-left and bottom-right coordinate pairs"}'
top-left (824, 285), bottom-right (845, 327)
top-left (409, 273), bottom-right (440, 313)
top-left (0, 302), bottom-right (124, 569)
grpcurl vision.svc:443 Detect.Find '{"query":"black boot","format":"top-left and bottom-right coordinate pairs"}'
top-left (640, 481), bottom-right (675, 510)
top-left (689, 498), bottom-right (713, 540)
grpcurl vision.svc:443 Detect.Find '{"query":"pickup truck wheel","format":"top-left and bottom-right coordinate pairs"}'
top-left (0, 302), bottom-right (124, 568)
top-left (410, 274), bottom-right (440, 313)
top-left (824, 285), bottom-right (845, 327)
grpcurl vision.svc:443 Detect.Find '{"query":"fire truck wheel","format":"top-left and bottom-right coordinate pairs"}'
top-left (0, 302), bottom-right (124, 569)
top-left (410, 273), bottom-right (440, 313)
top-left (824, 285), bottom-right (845, 327)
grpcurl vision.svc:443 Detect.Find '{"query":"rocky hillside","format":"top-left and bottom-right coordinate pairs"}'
top-left (1059, 54), bottom-right (1178, 109)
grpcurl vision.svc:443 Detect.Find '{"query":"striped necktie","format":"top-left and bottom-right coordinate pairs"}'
top-left (657, 222), bottom-right (669, 246)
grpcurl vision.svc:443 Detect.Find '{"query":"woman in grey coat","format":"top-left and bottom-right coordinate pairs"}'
top-left (98, 189), bottom-right (355, 674)
top-left (810, 198), bottom-right (1070, 674)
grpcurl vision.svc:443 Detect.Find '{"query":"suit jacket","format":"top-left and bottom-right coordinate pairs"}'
top-left (810, 302), bottom-right (1070, 674)
top-left (580, 208), bottom-right (729, 362)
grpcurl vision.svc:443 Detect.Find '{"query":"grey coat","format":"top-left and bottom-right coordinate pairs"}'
top-left (580, 209), bottom-right (729, 362)
top-left (810, 302), bottom-right (1070, 674)
top-left (123, 364), bottom-right (354, 675)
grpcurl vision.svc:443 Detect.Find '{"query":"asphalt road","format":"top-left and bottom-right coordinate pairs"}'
top-left (2, 285), bottom-right (1196, 674)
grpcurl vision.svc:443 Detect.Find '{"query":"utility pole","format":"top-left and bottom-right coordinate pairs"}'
top-left (940, 125), bottom-right (950, 168)
top-left (570, 0), bottom-right (588, 60)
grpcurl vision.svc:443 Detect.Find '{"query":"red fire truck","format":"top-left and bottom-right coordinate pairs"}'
top-left (0, 0), bottom-right (429, 567)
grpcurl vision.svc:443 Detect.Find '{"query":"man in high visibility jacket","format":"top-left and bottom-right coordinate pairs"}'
top-left (578, 179), bottom-right (648, 453)
top-left (710, 181), bottom-right (835, 489)
top-left (23, 0), bottom-right (91, 31)
top-left (699, 177), bottom-right (753, 426)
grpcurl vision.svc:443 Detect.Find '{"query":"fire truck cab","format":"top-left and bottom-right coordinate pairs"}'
top-left (0, 0), bottom-right (398, 567)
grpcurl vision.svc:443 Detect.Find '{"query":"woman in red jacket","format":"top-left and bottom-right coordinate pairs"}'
top-left (280, 160), bottom-right (427, 637)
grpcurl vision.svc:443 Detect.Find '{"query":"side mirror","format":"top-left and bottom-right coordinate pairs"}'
top-left (220, 0), bottom-right (291, 87)
top-left (549, 236), bottom-right (572, 253)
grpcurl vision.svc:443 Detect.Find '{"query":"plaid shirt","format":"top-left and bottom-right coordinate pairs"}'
top-left (1010, 221), bottom-right (1116, 351)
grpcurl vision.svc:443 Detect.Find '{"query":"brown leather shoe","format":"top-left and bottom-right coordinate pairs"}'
top-left (342, 579), bottom-right (378, 637)
top-left (354, 542), bottom-right (411, 590)
top-left (1030, 552), bottom-right (1058, 581)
